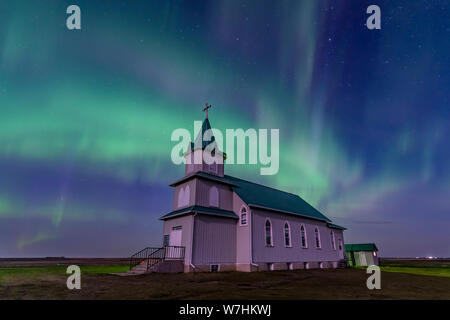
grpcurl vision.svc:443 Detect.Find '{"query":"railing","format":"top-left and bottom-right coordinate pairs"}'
top-left (147, 247), bottom-right (166, 270)
top-left (129, 246), bottom-right (186, 271)
top-left (164, 246), bottom-right (185, 260)
top-left (129, 247), bottom-right (161, 270)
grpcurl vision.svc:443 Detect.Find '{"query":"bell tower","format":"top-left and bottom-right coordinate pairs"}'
top-left (184, 104), bottom-right (225, 177)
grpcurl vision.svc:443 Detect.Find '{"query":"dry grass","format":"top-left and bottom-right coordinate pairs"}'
top-left (1, 263), bottom-right (449, 300)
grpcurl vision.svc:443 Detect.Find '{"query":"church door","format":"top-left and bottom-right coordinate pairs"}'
top-left (169, 229), bottom-right (182, 246)
top-left (167, 227), bottom-right (182, 259)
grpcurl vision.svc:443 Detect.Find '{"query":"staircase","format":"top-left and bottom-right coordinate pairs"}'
top-left (127, 246), bottom-right (185, 275)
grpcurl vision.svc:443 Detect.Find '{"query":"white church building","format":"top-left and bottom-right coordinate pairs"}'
top-left (129, 112), bottom-right (346, 273)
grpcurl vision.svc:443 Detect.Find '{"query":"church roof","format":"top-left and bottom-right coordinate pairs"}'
top-left (345, 243), bottom-right (378, 252)
top-left (327, 223), bottom-right (347, 230)
top-left (160, 205), bottom-right (238, 220)
top-left (170, 171), bottom-right (237, 187)
top-left (167, 171), bottom-right (337, 222)
top-left (225, 175), bottom-right (332, 222)
top-left (191, 118), bottom-right (215, 150)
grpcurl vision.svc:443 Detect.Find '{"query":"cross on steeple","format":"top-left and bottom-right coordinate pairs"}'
top-left (203, 103), bottom-right (211, 119)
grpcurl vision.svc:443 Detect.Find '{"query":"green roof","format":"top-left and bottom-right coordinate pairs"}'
top-left (225, 175), bottom-right (332, 222)
top-left (327, 223), bottom-right (346, 230)
top-left (168, 172), bottom-right (337, 223)
top-left (191, 118), bottom-right (215, 150)
top-left (160, 205), bottom-right (238, 220)
top-left (345, 243), bottom-right (378, 252)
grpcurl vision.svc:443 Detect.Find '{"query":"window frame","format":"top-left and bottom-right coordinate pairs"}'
top-left (330, 230), bottom-right (336, 250)
top-left (239, 205), bottom-right (248, 226)
top-left (163, 234), bottom-right (170, 247)
top-left (284, 221), bottom-right (292, 248)
top-left (177, 185), bottom-right (190, 208)
top-left (300, 224), bottom-right (308, 248)
top-left (209, 186), bottom-right (219, 207)
top-left (210, 264), bottom-right (220, 272)
top-left (314, 226), bottom-right (322, 249)
top-left (265, 218), bottom-right (273, 247)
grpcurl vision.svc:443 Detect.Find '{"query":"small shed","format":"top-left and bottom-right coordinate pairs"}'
top-left (345, 243), bottom-right (379, 266)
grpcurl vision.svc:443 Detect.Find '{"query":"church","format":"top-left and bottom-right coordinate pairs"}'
top-left (129, 109), bottom-right (346, 273)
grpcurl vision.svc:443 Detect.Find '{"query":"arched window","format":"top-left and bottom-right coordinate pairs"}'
top-left (177, 186), bottom-right (190, 208)
top-left (265, 219), bottom-right (272, 246)
top-left (284, 222), bottom-right (291, 247)
top-left (314, 227), bottom-right (321, 248)
top-left (330, 230), bottom-right (336, 250)
top-left (300, 224), bottom-right (307, 248)
top-left (240, 206), bottom-right (247, 226)
top-left (209, 186), bottom-right (219, 207)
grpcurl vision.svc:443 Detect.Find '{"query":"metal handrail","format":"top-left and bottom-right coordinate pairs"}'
top-left (129, 246), bottom-right (186, 271)
top-left (129, 247), bottom-right (161, 270)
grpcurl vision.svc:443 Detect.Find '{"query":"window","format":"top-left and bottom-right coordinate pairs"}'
top-left (319, 262), bottom-right (324, 269)
top-left (177, 185), bottom-right (190, 208)
top-left (284, 222), bottom-right (291, 247)
top-left (330, 230), bottom-right (336, 250)
top-left (287, 262), bottom-right (293, 270)
top-left (210, 264), bottom-right (219, 272)
top-left (163, 235), bottom-right (169, 247)
top-left (209, 186), bottom-right (219, 207)
top-left (267, 263), bottom-right (274, 271)
top-left (240, 206), bottom-right (247, 226)
top-left (373, 251), bottom-right (377, 257)
top-left (304, 262), bottom-right (309, 269)
top-left (338, 239), bottom-right (343, 251)
top-left (300, 224), bottom-right (307, 248)
top-left (314, 227), bottom-right (321, 248)
top-left (265, 219), bottom-right (272, 246)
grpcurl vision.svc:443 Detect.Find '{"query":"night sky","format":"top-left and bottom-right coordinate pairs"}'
top-left (0, 0), bottom-right (449, 258)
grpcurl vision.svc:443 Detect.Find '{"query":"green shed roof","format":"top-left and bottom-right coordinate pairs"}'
top-left (160, 205), bottom-right (238, 220)
top-left (345, 243), bottom-right (378, 252)
top-left (225, 175), bottom-right (332, 222)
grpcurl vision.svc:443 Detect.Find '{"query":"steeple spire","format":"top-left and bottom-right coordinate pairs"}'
top-left (203, 103), bottom-right (211, 119)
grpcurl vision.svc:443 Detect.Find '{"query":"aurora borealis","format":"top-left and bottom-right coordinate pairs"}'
top-left (0, 0), bottom-right (449, 258)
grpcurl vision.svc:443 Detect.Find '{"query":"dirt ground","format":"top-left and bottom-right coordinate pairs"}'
top-left (1, 265), bottom-right (449, 300)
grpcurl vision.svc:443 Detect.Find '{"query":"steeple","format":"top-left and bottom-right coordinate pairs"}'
top-left (184, 103), bottom-right (224, 177)
top-left (193, 117), bottom-right (215, 150)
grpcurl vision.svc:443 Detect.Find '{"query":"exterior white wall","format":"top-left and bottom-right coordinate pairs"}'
top-left (192, 215), bottom-right (237, 264)
top-left (358, 251), bottom-right (378, 266)
top-left (251, 208), bottom-right (344, 264)
top-left (163, 215), bottom-right (194, 266)
top-left (234, 193), bottom-right (251, 267)
top-left (195, 179), bottom-right (233, 210)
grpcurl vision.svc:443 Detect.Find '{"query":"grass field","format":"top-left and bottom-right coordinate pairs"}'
top-left (379, 259), bottom-right (450, 278)
top-left (0, 259), bottom-right (449, 300)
